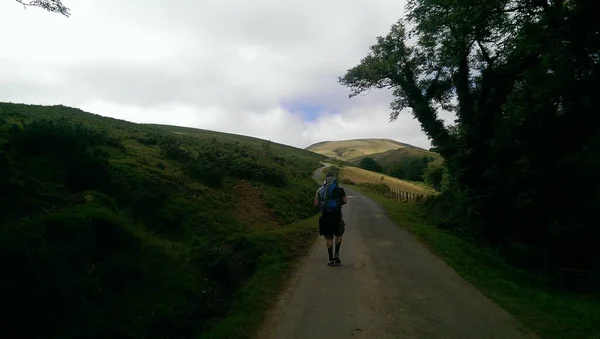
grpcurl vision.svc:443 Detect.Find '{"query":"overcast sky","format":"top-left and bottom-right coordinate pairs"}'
top-left (0, 0), bottom-right (454, 149)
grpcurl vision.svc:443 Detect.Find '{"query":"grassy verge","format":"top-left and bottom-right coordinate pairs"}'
top-left (348, 184), bottom-right (600, 339)
top-left (200, 215), bottom-right (319, 339)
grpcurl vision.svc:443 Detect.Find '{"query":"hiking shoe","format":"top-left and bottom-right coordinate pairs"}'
top-left (327, 259), bottom-right (335, 266)
top-left (334, 254), bottom-right (341, 266)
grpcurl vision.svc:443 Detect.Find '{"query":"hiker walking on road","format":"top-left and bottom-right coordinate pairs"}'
top-left (314, 173), bottom-right (347, 266)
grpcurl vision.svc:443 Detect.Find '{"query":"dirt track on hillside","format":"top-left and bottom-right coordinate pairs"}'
top-left (255, 182), bottom-right (537, 338)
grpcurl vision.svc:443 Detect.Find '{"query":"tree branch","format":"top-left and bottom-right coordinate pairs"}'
top-left (498, 4), bottom-right (539, 13)
top-left (455, 40), bottom-right (475, 123)
top-left (425, 69), bottom-right (443, 100)
top-left (538, 0), bottom-right (550, 12)
top-left (15, 0), bottom-right (70, 17)
top-left (400, 66), bottom-right (456, 157)
top-left (477, 39), bottom-right (493, 65)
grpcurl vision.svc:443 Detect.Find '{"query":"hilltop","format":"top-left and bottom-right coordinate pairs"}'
top-left (306, 138), bottom-right (424, 161)
top-left (0, 102), bottom-right (325, 338)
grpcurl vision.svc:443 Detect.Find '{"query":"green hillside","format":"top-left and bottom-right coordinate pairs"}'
top-left (351, 147), bottom-right (444, 181)
top-left (0, 102), bottom-right (325, 338)
top-left (154, 124), bottom-right (320, 163)
top-left (307, 138), bottom-right (443, 183)
top-left (349, 147), bottom-right (443, 167)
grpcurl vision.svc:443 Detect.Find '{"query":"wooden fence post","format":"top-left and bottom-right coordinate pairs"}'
top-left (386, 189), bottom-right (434, 204)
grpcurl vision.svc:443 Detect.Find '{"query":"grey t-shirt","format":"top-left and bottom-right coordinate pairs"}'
top-left (315, 186), bottom-right (325, 206)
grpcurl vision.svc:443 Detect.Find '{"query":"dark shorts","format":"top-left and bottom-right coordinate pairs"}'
top-left (319, 211), bottom-right (345, 238)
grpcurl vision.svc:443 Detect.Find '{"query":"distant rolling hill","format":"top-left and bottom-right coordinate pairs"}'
top-left (306, 138), bottom-right (425, 161)
top-left (306, 138), bottom-right (443, 182)
top-left (306, 138), bottom-right (442, 165)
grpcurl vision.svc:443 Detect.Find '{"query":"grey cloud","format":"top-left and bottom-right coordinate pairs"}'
top-left (0, 0), bottom-right (445, 149)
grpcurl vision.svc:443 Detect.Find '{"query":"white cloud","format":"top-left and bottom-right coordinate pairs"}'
top-left (0, 0), bottom-right (454, 150)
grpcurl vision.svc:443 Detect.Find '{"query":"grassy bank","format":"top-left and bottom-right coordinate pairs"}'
top-left (348, 184), bottom-right (600, 339)
top-left (0, 103), bottom-right (324, 338)
top-left (201, 215), bottom-right (319, 339)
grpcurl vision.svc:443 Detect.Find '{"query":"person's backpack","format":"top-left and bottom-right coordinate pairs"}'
top-left (321, 178), bottom-right (342, 212)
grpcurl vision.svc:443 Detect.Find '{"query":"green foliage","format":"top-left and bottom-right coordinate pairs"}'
top-left (422, 165), bottom-right (445, 191)
top-left (358, 157), bottom-right (383, 173)
top-left (0, 202), bottom-right (218, 338)
top-left (0, 103), bottom-right (323, 338)
top-left (385, 156), bottom-right (433, 181)
top-left (340, 0), bottom-right (600, 285)
top-left (200, 216), bottom-right (319, 339)
top-left (351, 147), bottom-right (442, 182)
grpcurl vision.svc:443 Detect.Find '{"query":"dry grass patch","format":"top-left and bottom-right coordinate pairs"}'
top-left (234, 180), bottom-right (279, 230)
top-left (340, 166), bottom-right (435, 194)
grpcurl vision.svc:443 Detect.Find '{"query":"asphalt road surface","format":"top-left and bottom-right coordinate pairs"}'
top-left (256, 186), bottom-right (537, 339)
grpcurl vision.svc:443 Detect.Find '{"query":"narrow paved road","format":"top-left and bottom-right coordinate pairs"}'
top-left (311, 162), bottom-right (333, 182)
top-left (256, 186), bottom-right (537, 339)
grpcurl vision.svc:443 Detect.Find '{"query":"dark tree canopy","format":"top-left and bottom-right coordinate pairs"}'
top-left (340, 0), bottom-right (600, 277)
top-left (15, 0), bottom-right (70, 16)
top-left (386, 156), bottom-right (433, 182)
top-left (358, 157), bottom-right (384, 173)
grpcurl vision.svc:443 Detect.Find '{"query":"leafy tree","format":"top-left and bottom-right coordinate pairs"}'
top-left (340, 0), bottom-right (600, 275)
top-left (387, 165), bottom-right (405, 180)
top-left (423, 165), bottom-right (445, 191)
top-left (15, 0), bottom-right (70, 16)
top-left (358, 157), bottom-right (383, 173)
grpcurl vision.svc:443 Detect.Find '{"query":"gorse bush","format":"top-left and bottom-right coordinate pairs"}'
top-left (0, 119), bottom-right (116, 223)
top-left (0, 103), bottom-right (324, 338)
top-left (158, 135), bottom-right (288, 187)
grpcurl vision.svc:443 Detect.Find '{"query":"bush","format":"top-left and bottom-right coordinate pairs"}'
top-left (423, 165), bottom-right (445, 191)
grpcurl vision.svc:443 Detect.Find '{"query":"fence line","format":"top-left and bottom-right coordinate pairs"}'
top-left (384, 188), bottom-right (433, 203)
